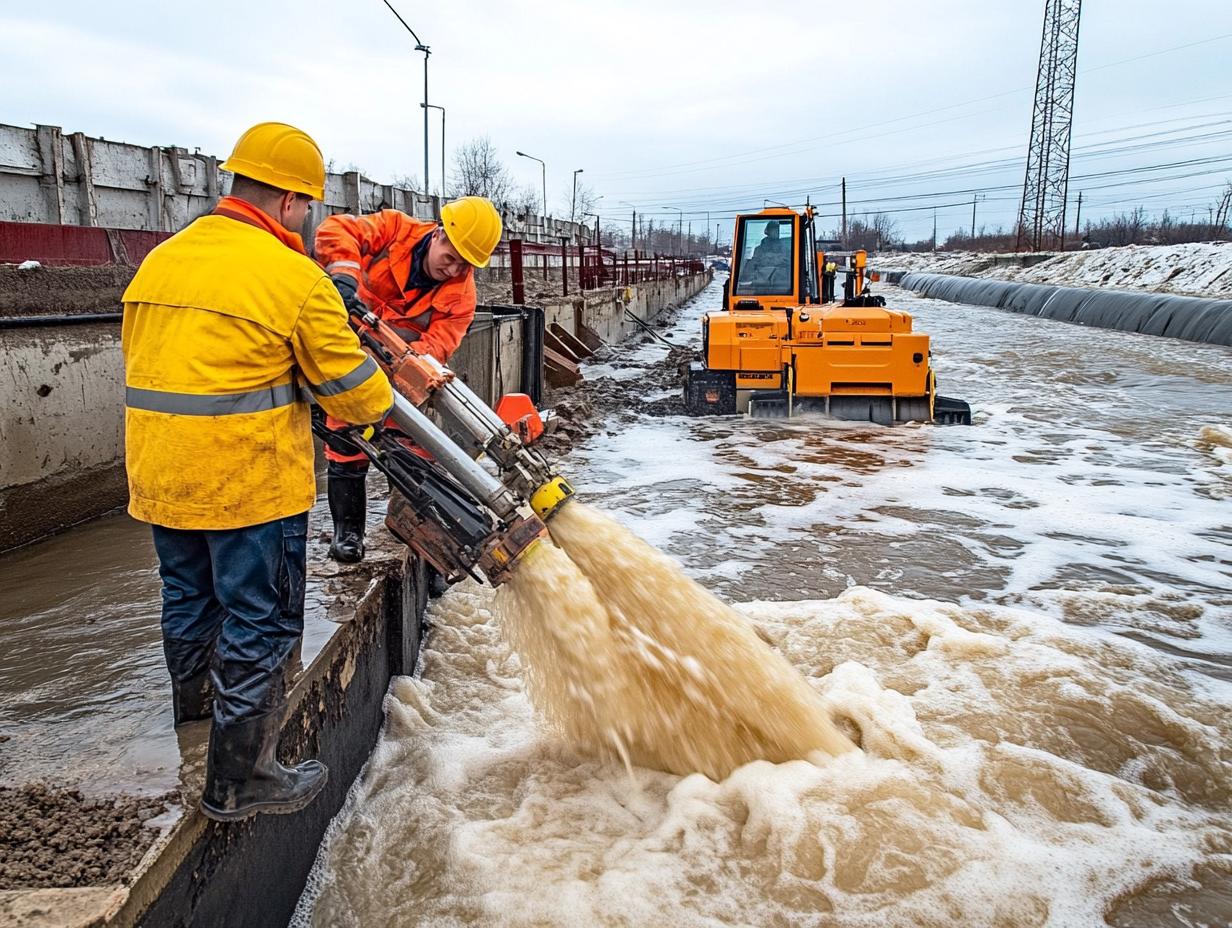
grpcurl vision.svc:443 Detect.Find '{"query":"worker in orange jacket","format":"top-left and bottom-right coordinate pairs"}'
top-left (314, 197), bottom-right (502, 562)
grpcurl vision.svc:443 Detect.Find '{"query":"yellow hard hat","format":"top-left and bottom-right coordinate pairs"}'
top-left (221, 122), bottom-right (326, 201)
top-left (440, 196), bottom-right (502, 268)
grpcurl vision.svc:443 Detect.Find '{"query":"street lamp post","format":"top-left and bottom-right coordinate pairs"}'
top-left (516, 150), bottom-right (547, 223)
top-left (662, 205), bottom-right (683, 254)
top-left (619, 200), bottom-right (637, 251)
top-left (571, 168), bottom-right (584, 223)
top-left (583, 212), bottom-right (601, 246)
top-left (421, 103), bottom-right (445, 197)
top-left (381, 1), bottom-right (431, 195)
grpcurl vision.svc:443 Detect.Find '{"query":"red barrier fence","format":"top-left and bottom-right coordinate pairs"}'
top-left (0, 220), bottom-right (171, 267)
top-left (496, 239), bottom-right (705, 304)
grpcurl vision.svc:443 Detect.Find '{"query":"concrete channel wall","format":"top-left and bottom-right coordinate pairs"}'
top-left (0, 271), bottom-right (708, 551)
top-left (0, 122), bottom-right (588, 246)
top-left (894, 271), bottom-right (1232, 347)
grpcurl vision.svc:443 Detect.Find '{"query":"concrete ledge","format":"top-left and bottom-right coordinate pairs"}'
top-left (0, 463), bottom-right (127, 552)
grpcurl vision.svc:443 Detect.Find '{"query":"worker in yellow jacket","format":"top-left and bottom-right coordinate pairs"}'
top-left (122, 122), bottom-right (392, 822)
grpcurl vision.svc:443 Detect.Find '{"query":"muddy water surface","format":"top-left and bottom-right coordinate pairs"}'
top-left (297, 280), bottom-right (1232, 926)
top-left (0, 479), bottom-right (356, 794)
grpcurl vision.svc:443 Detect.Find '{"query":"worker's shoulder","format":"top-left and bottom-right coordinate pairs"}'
top-left (125, 216), bottom-right (327, 304)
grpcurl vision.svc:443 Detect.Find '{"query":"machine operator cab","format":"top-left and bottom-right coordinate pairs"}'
top-left (728, 208), bottom-right (814, 311)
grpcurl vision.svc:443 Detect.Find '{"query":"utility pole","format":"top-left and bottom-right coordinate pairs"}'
top-left (971, 194), bottom-right (979, 240)
top-left (716, 222), bottom-right (721, 253)
top-left (841, 177), bottom-right (848, 246)
top-left (1074, 190), bottom-right (1083, 241)
top-left (932, 208), bottom-right (938, 253)
top-left (381, 1), bottom-right (431, 197)
top-left (571, 168), bottom-right (584, 223)
top-left (632, 209), bottom-right (637, 251)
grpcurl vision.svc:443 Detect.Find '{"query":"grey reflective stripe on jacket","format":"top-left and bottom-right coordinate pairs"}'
top-left (308, 355), bottom-right (381, 397)
top-left (126, 382), bottom-right (299, 416)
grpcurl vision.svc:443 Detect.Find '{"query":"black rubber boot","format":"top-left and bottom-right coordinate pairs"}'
top-left (327, 467), bottom-right (367, 563)
top-left (427, 566), bottom-right (450, 599)
top-left (200, 712), bottom-right (328, 822)
top-left (171, 670), bottom-right (215, 726)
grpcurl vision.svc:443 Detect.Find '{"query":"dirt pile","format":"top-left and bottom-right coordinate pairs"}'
top-left (540, 341), bottom-right (693, 455)
top-left (0, 264), bottom-right (134, 317)
top-left (0, 784), bottom-right (172, 889)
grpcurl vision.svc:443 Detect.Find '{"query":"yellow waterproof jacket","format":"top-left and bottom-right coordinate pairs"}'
top-left (122, 212), bottom-right (392, 530)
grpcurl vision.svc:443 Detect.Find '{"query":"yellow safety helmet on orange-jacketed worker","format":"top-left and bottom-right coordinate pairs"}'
top-left (440, 196), bottom-right (502, 268)
top-left (220, 121), bottom-right (327, 201)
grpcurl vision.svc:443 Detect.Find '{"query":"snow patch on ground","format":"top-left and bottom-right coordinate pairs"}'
top-left (874, 242), bottom-right (1232, 299)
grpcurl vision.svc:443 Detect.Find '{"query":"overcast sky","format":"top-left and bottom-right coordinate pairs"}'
top-left (3, 1), bottom-right (1230, 241)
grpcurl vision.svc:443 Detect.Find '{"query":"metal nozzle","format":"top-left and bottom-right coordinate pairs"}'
top-left (530, 476), bottom-right (575, 521)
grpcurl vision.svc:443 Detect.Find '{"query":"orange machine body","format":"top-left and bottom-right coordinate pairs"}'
top-left (686, 207), bottom-right (969, 424)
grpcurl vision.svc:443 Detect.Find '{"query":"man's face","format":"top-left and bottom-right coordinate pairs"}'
top-left (425, 228), bottom-right (470, 282)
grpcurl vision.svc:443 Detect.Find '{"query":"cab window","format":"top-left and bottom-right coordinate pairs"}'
top-left (734, 217), bottom-right (794, 296)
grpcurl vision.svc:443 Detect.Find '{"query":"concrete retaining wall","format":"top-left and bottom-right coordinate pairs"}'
top-left (0, 322), bottom-right (127, 550)
top-left (898, 271), bottom-right (1232, 347)
top-left (0, 272), bottom-right (710, 552)
top-left (0, 122), bottom-right (587, 246)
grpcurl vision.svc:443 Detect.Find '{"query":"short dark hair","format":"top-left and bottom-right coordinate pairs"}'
top-left (229, 174), bottom-right (311, 203)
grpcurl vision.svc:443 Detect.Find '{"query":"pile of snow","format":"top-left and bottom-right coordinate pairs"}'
top-left (874, 242), bottom-right (1232, 299)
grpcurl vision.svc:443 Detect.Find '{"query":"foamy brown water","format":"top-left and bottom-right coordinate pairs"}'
top-left (296, 579), bottom-right (1231, 927)
top-left (499, 504), bottom-right (851, 780)
top-left (295, 279), bottom-right (1232, 926)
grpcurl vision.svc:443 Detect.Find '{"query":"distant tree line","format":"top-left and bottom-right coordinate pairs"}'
top-left (911, 182), bottom-right (1232, 252)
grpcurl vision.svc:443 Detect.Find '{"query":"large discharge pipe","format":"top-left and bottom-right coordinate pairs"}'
top-left (386, 392), bottom-right (520, 519)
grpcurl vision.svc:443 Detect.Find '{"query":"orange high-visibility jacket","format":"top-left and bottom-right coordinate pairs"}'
top-left (315, 210), bottom-right (476, 362)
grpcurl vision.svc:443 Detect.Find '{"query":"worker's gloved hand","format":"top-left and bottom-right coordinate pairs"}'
top-left (321, 423), bottom-right (363, 457)
top-left (330, 274), bottom-right (368, 317)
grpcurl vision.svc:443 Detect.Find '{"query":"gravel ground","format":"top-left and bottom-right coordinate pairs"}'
top-left (0, 784), bottom-right (173, 889)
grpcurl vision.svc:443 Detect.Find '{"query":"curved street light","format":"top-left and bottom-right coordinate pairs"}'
top-left (516, 151), bottom-right (547, 220)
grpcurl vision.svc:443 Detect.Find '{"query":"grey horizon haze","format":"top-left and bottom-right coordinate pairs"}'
top-left (2, 0), bottom-right (1229, 242)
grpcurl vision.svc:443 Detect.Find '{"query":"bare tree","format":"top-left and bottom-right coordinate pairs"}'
top-left (389, 173), bottom-right (421, 192)
top-left (1212, 182), bottom-right (1232, 240)
top-left (509, 183), bottom-right (542, 221)
top-left (559, 182), bottom-right (600, 221)
top-left (870, 212), bottom-right (899, 250)
top-left (448, 136), bottom-right (514, 204)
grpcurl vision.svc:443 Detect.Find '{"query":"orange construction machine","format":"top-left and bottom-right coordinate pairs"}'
top-left (684, 206), bottom-right (970, 424)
